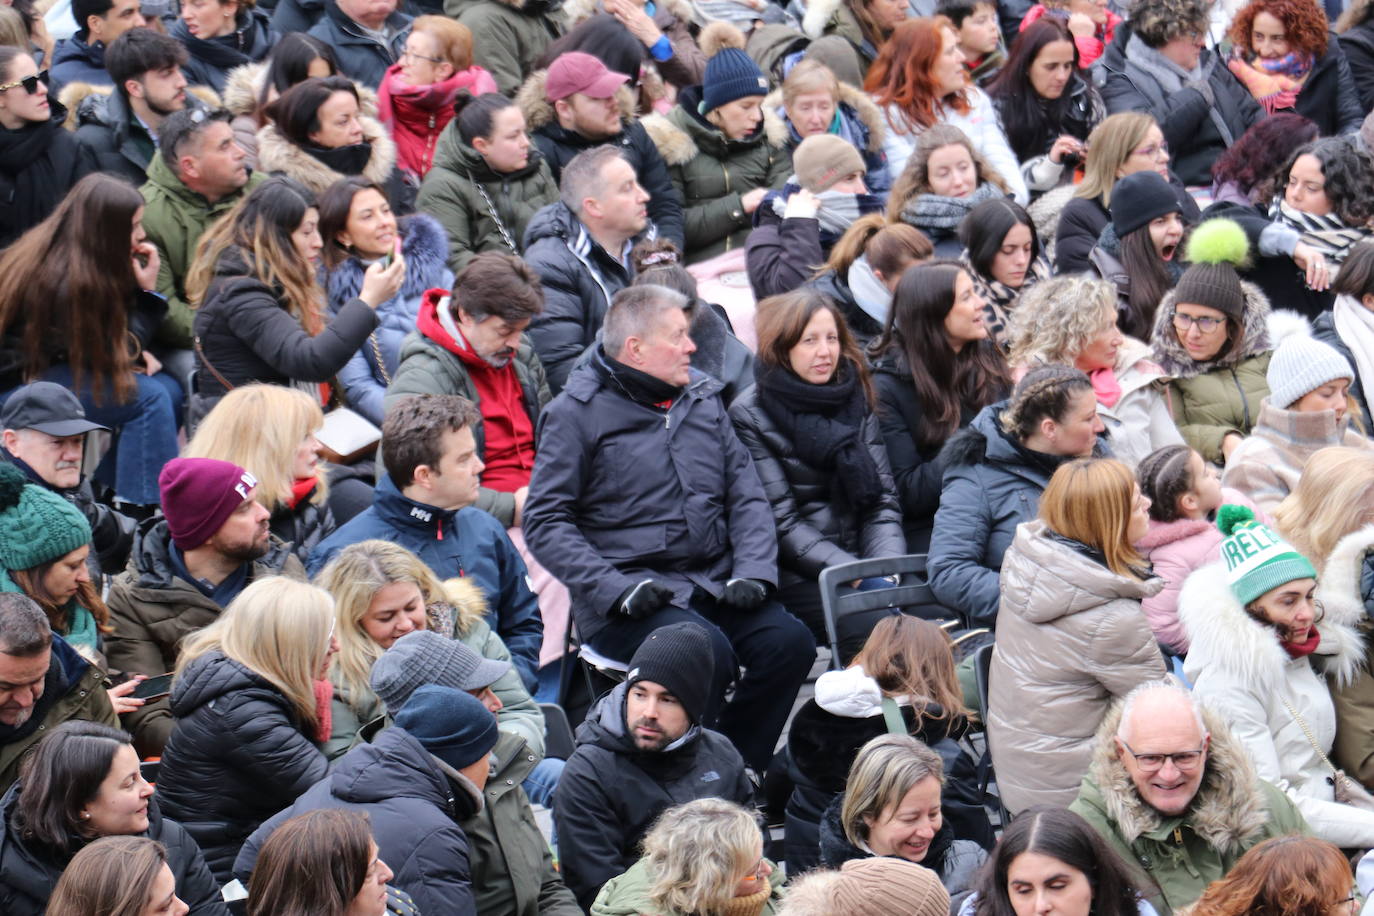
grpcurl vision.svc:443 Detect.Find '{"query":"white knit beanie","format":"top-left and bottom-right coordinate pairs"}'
top-left (1266, 335), bottom-right (1354, 409)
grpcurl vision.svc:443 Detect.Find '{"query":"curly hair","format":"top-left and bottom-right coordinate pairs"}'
top-left (1188, 836), bottom-right (1352, 916)
top-left (1006, 274), bottom-right (1118, 368)
top-left (1211, 113), bottom-right (1319, 201)
top-left (886, 124), bottom-right (1010, 218)
top-left (1129, 0), bottom-right (1210, 47)
top-left (1278, 137), bottom-right (1374, 228)
top-left (642, 799), bottom-right (766, 916)
top-left (1229, 0), bottom-right (1329, 57)
top-left (866, 17), bottom-right (970, 133)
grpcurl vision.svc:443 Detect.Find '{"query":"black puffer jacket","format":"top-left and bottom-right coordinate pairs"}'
top-left (1052, 175), bottom-right (1199, 275)
top-left (172, 8), bottom-right (278, 94)
top-left (269, 483), bottom-right (336, 565)
top-left (554, 681), bottom-right (754, 910)
top-left (192, 247), bottom-right (379, 403)
top-left (728, 380), bottom-right (904, 588)
top-left (1338, 21), bottom-right (1374, 113)
top-left (0, 790), bottom-right (227, 916)
top-left (1200, 198), bottom-right (1334, 320)
top-left (155, 650), bottom-right (329, 883)
top-left (1288, 38), bottom-right (1363, 136)
top-left (0, 101), bottom-right (94, 248)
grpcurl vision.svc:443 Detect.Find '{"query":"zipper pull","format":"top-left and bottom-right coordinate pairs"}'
top-left (664, 411), bottom-right (671, 429)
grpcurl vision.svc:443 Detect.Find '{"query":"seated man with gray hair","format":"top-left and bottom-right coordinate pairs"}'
top-left (522, 144), bottom-right (656, 393)
top-left (1069, 678), bottom-right (1309, 916)
top-left (523, 282), bottom-right (815, 778)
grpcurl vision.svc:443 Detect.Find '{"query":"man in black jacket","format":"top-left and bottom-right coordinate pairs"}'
top-left (48, 0), bottom-right (146, 93)
top-left (554, 623), bottom-right (755, 909)
top-left (524, 284), bottom-right (815, 773)
top-left (307, 0), bottom-right (411, 89)
top-left (521, 51), bottom-right (685, 247)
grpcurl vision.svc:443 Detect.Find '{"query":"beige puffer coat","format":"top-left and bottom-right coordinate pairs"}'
top-left (988, 520), bottom-right (1166, 814)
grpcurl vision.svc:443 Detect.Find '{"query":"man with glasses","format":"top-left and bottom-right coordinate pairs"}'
top-left (1071, 679), bottom-right (1309, 916)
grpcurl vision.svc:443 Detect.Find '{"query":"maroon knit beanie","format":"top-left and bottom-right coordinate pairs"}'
top-left (158, 458), bottom-right (258, 550)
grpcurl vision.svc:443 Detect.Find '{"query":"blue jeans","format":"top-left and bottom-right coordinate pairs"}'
top-left (33, 366), bottom-right (180, 505)
top-left (523, 756), bottom-right (564, 848)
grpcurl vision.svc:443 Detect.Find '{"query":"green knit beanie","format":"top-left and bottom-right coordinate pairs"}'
top-left (1217, 504), bottom-right (1317, 605)
top-left (0, 464), bottom-right (92, 576)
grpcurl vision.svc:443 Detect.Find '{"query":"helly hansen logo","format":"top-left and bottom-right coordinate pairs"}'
top-left (410, 506), bottom-right (433, 522)
top-left (234, 472), bottom-right (257, 501)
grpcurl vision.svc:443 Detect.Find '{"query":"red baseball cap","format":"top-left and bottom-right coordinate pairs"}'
top-left (545, 51), bottom-right (630, 102)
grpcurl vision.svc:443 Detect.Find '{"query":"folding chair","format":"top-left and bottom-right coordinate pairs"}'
top-left (818, 554), bottom-right (963, 669)
top-left (970, 641), bottom-right (1011, 828)
top-left (538, 702), bottom-right (577, 760)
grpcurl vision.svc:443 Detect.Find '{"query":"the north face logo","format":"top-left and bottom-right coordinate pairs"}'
top-left (701, 770), bottom-right (721, 783)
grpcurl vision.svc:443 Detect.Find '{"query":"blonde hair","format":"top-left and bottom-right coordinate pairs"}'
top-left (642, 799), bottom-right (765, 916)
top-left (1006, 275), bottom-right (1118, 368)
top-left (175, 577), bottom-right (335, 728)
top-left (1274, 447), bottom-right (1374, 572)
top-left (411, 15), bottom-right (474, 70)
top-left (840, 734), bottom-right (944, 848)
top-left (1040, 458), bottom-right (1145, 578)
top-left (184, 384), bottom-right (328, 513)
top-left (782, 59), bottom-right (841, 109)
top-left (850, 616), bottom-right (969, 721)
top-left (0, 7), bottom-right (28, 50)
top-left (1075, 112), bottom-right (1157, 207)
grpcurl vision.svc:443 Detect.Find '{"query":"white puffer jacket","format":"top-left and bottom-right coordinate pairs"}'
top-left (1180, 560), bottom-right (1374, 847)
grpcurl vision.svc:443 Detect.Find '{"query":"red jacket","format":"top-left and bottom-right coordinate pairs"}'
top-left (377, 63), bottom-right (499, 178)
top-left (1019, 4), bottom-right (1120, 69)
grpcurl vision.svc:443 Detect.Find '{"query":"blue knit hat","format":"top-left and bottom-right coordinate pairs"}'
top-left (394, 684), bottom-right (499, 771)
top-left (700, 47), bottom-right (769, 113)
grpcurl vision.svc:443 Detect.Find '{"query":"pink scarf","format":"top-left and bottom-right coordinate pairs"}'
top-left (312, 678), bottom-right (334, 743)
top-left (1089, 367), bottom-right (1122, 407)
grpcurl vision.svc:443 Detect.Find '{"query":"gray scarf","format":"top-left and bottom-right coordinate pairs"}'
top-left (900, 181), bottom-right (1004, 234)
top-left (1124, 34), bottom-right (1235, 146)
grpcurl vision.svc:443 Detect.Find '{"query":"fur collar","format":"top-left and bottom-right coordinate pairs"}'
top-left (1113, 336), bottom-right (1168, 389)
top-left (323, 213), bottom-right (450, 307)
top-left (1085, 702), bottom-right (1273, 852)
top-left (1150, 282), bottom-right (1275, 377)
top-left (802, 0), bottom-right (844, 39)
top-left (561, 0), bottom-right (694, 25)
top-left (221, 61), bottom-right (380, 119)
top-left (641, 110), bottom-right (697, 165)
top-left (254, 115), bottom-right (396, 196)
top-left (516, 67), bottom-right (637, 132)
top-left (1318, 524), bottom-right (1374, 618)
top-left (760, 82), bottom-right (886, 152)
top-left (1179, 561), bottom-right (1365, 689)
top-left (1136, 516), bottom-right (1214, 551)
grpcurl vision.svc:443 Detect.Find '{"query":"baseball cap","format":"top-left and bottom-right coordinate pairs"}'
top-left (546, 51), bottom-right (630, 102)
top-left (0, 382), bottom-right (107, 437)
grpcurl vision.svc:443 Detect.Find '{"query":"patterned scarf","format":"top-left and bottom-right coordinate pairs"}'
top-left (767, 181), bottom-right (886, 248)
top-left (1270, 198), bottom-right (1372, 266)
top-left (900, 181), bottom-right (1005, 234)
top-left (963, 252), bottom-right (1050, 351)
top-left (1228, 50), bottom-right (1313, 114)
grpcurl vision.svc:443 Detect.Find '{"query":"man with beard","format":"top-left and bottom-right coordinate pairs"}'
top-left (0, 593), bottom-right (116, 790)
top-left (554, 622), bottom-right (752, 909)
top-left (106, 457), bottom-right (305, 756)
top-left (73, 28), bottom-right (203, 186)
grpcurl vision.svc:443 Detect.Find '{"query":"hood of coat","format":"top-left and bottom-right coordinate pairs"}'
top-left (1150, 281), bottom-right (1274, 377)
top-left (429, 115), bottom-right (549, 182)
top-left (1001, 519), bottom-right (1163, 625)
top-left (169, 650), bottom-right (294, 718)
top-left (1318, 524), bottom-right (1374, 615)
top-left (937, 401), bottom-right (1109, 473)
top-left (644, 85), bottom-right (770, 165)
top-left (323, 213), bottom-right (450, 308)
top-left (802, 0), bottom-right (845, 40)
top-left (1082, 700), bottom-right (1274, 852)
top-left (126, 517), bottom-right (294, 593)
top-left (761, 81), bottom-right (886, 153)
top-left (222, 62), bottom-right (381, 119)
top-left (255, 114), bottom-right (396, 196)
top-left (817, 793), bottom-right (957, 872)
top-left (576, 680), bottom-right (705, 759)
top-left (1178, 561), bottom-right (1365, 690)
top-left (517, 66), bottom-right (637, 134)
top-left (562, 0), bottom-right (693, 26)
top-left (328, 726), bottom-right (481, 820)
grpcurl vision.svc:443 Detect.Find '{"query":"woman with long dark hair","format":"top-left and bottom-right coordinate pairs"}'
top-left (987, 18), bottom-right (1103, 196)
top-left (729, 289), bottom-right (904, 648)
top-left (869, 260), bottom-right (1011, 551)
top-left (0, 173), bottom-right (178, 511)
top-left (958, 197), bottom-right (1050, 349)
top-left (1090, 170), bottom-right (1186, 338)
top-left (223, 33), bottom-right (338, 168)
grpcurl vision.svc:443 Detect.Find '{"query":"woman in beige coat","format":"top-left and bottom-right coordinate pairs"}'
top-left (988, 457), bottom-right (1167, 814)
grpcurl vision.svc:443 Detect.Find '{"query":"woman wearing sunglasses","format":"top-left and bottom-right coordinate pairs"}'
top-left (0, 48), bottom-right (90, 247)
top-left (1178, 504), bottom-right (1374, 849)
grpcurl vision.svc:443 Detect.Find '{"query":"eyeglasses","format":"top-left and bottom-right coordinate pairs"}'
top-left (0, 69), bottom-right (47, 95)
top-left (1120, 740), bottom-right (1206, 773)
top-left (1173, 313), bottom-right (1227, 333)
top-left (400, 48), bottom-right (445, 64)
top-left (742, 857), bottom-right (770, 882)
top-left (1131, 141), bottom-right (1169, 161)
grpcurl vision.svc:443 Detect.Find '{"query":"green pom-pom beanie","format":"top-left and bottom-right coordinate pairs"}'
top-left (1173, 219), bottom-right (1250, 324)
top-left (1216, 503), bottom-right (1317, 605)
top-left (0, 464), bottom-right (92, 578)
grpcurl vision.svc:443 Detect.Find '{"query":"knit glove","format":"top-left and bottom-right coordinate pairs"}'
top-left (615, 579), bottom-right (674, 619)
top-left (721, 578), bottom-right (769, 610)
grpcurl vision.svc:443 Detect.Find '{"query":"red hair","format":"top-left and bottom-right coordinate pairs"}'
top-left (865, 17), bottom-right (970, 133)
top-left (1229, 0), bottom-right (1329, 57)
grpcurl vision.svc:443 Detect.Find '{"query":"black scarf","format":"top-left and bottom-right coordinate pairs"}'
top-left (754, 361), bottom-right (883, 511)
top-left (305, 141), bottom-right (373, 177)
top-left (592, 346), bottom-right (683, 408)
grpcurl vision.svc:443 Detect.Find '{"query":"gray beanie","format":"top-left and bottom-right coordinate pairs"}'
top-left (370, 631), bottom-right (511, 716)
top-left (1266, 335), bottom-right (1355, 409)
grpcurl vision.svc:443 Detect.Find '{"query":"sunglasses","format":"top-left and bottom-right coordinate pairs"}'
top-left (0, 70), bottom-right (48, 95)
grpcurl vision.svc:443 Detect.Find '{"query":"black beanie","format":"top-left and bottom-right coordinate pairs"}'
top-left (626, 622), bottom-right (714, 725)
top-left (1111, 170), bottom-right (1181, 237)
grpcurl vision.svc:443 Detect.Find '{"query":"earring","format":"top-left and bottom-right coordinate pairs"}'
top-left (80, 812), bottom-right (90, 819)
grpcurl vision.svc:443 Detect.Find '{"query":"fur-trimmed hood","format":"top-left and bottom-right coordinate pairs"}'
top-left (561, 0), bottom-right (694, 26)
top-left (323, 213), bottom-right (450, 308)
top-left (760, 81), bottom-right (886, 152)
top-left (220, 61), bottom-right (381, 120)
top-left (1136, 516), bottom-right (1215, 552)
top-left (1179, 560), bottom-right (1366, 690)
top-left (802, 0), bottom-right (845, 40)
top-left (1318, 524), bottom-right (1374, 611)
top-left (60, 82), bottom-right (219, 131)
top-left (515, 66), bottom-right (638, 133)
top-left (254, 115), bottom-right (396, 196)
top-left (1150, 281), bottom-right (1274, 377)
top-left (1083, 701), bottom-right (1274, 852)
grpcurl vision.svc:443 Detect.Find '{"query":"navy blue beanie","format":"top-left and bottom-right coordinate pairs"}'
top-left (701, 48), bottom-right (769, 113)
top-left (394, 685), bottom-right (499, 771)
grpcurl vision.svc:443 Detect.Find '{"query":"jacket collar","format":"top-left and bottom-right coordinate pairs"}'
top-left (372, 473), bottom-right (457, 533)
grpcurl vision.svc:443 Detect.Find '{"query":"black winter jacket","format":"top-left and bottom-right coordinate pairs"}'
top-left (1338, 21), bottom-right (1374, 114)
top-left (0, 791), bottom-right (227, 916)
top-left (744, 210), bottom-right (826, 300)
top-left (554, 681), bottom-right (753, 909)
top-left (269, 0), bottom-right (324, 35)
top-left (728, 382), bottom-right (904, 588)
top-left (1053, 177), bottom-right (1199, 275)
top-left (524, 361), bottom-right (778, 642)
top-left (73, 90), bottom-right (206, 187)
top-left (306, 0), bottom-right (410, 89)
top-left (270, 493), bottom-right (336, 566)
top-left (155, 651), bottom-right (329, 883)
top-left (807, 269), bottom-right (884, 346)
top-left (521, 203), bottom-right (641, 393)
top-left (1288, 38), bottom-right (1363, 137)
top-left (0, 102), bottom-right (94, 248)
top-left (1200, 198), bottom-right (1334, 320)
top-left (171, 9), bottom-right (278, 94)
top-left (1094, 24), bottom-right (1264, 186)
top-left (0, 289), bottom-right (167, 393)
top-left (192, 247), bottom-right (379, 401)
top-left (233, 727), bottom-right (477, 916)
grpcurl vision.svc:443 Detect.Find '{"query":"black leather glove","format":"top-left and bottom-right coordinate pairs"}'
top-left (721, 578), bottom-right (768, 610)
top-left (615, 579), bottom-right (674, 619)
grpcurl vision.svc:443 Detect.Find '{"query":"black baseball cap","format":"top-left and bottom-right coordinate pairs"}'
top-left (0, 383), bottom-right (108, 437)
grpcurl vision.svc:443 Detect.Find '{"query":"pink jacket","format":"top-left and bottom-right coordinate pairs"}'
top-left (1019, 5), bottom-right (1120, 69)
top-left (1136, 488), bottom-right (1264, 653)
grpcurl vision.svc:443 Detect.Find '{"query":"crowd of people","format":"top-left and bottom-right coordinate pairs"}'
top-left (10, 0), bottom-right (1374, 909)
